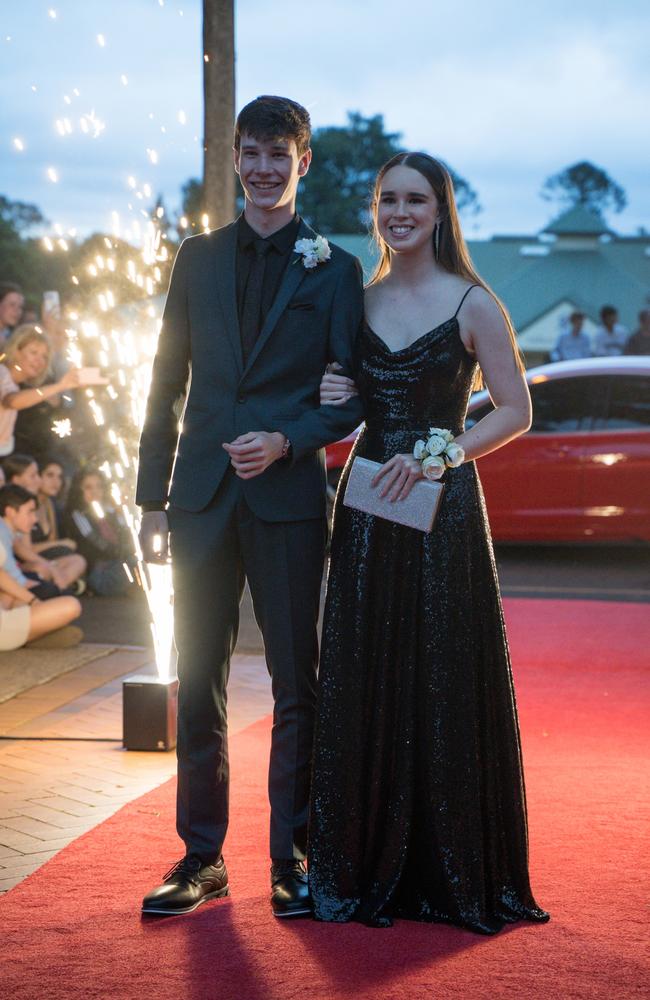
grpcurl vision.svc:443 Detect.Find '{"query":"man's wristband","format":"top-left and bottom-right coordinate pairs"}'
top-left (280, 437), bottom-right (292, 461)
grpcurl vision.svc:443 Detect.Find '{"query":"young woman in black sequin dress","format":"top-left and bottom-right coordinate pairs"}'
top-left (308, 153), bottom-right (549, 933)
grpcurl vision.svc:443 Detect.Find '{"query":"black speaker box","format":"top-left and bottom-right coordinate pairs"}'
top-left (122, 675), bottom-right (178, 751)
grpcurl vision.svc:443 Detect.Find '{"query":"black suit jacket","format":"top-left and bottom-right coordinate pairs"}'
top-left (136, 219), bottom-right (365, 520)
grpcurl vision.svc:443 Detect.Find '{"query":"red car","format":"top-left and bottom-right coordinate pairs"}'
top-left (325, 357), bottom-right (650, 543)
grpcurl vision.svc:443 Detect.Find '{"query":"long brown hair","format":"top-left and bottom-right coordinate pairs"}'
top-left (369, 152), bottom-right (524, 381)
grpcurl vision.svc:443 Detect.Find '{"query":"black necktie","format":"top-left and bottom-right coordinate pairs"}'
top-left (240, 238), bottom-right (272, 364)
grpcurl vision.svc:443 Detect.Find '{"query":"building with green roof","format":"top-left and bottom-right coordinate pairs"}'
top-left (334, 206), bottom-right (650, 366)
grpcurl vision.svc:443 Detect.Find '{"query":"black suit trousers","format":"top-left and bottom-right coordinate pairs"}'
top-left (168, 468), bottom-right (327, 862)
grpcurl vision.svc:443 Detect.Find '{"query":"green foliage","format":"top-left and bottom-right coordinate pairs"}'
top-left (0, 193), bottom-right (174, 312)
top-left (541, 161), bottom-right (627, 215)
top-left (180, 177), bottom-right (244, 233)
top-left (180, 177), bottom-right (204, 232)
top-left (297, 112), bottom-right (480, 234)
top-left (297, 112), bottom-right (403, 233)
top-left (0, 195), bottom-right (68, 304)
top-left (0, 195), bottom-right (47, 235)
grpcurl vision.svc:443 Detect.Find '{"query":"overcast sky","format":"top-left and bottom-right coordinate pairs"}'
top-left (2, 0), bottom-right (649, 240)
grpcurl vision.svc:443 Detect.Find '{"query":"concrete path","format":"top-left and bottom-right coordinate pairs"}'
top-left (0, 646), bottom-right (272, 893)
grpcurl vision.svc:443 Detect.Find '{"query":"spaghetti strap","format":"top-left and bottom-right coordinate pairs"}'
top-left (453, 283), bottom-right (481, 319)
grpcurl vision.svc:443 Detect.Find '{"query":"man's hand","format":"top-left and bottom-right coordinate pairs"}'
top-left (139, 510), bottom-right (170, 563)
top-left (223, 432), bottom-right (286, 480)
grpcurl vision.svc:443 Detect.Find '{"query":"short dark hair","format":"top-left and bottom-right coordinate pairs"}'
top-left (569, 311), bottom-right (585, 322)
top-left (0, 483), bottom-right (36, 516)
top-left (0, 282), bottom-right (23, 304)
top-left (2, 453), bottom-right (37, 482)
top-left (600, 304), bottom-right (617, 320)
top-left (38, 457), bottom-right (64, 473)
top-left (234, 96), bottom-right (311, 155)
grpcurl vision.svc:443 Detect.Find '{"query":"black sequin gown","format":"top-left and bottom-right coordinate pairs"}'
top-left (309, 307), bottom-right (549, 933)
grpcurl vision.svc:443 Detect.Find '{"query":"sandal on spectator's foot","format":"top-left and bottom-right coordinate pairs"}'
top-left (25, 626), bottom-right (84, 649)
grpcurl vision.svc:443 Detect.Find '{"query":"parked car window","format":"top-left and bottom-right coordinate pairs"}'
top-left (529, 376), bottom-right (607, 433)
top-left (603, 376), bottom-right (650, 429)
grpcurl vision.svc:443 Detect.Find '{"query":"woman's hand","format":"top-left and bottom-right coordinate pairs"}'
top-left (58, 368), bottom-right (82, 391)
top-left (320, 363), bottom-right (358, 406)
top-left (371, 453), bottom-right (424, 501)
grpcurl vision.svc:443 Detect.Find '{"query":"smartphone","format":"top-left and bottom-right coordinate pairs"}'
top-left (43, 290), bottom-right (61, 319)
top-left (78, 367), bottom-right (109, 386)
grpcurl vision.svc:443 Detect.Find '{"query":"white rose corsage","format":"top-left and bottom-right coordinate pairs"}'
top-left (294, 235), bottom-right (332, 269)
top-left (413, 427), bottom-right (465, 481)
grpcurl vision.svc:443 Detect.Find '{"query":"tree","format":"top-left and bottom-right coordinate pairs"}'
top-left (202, 0), bottom-right (235, 229)
top-left (148, 194), bottom-right (174, 242)
top-left (298, 112), bottom-right (479, 233)
top-left (0, 195), bottom-right (69, 302)
top-left (0, 195), bottom-right (47, 236)
top-left (178, 178), bottom-right (203, 234)
top-left (541, 161), bottom-right (627, 215)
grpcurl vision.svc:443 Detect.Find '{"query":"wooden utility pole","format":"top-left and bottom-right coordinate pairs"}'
top-left (202, 0), bottom-right (236, 229)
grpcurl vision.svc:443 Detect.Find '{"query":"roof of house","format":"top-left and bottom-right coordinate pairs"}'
top-left (331, 207), bottom-right (650, 335)
top-left (542, 204), bottom-right (611, 236)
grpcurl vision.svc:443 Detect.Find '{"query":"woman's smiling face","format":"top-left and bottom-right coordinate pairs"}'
top-left (375, 164), bottom-right (440, 257)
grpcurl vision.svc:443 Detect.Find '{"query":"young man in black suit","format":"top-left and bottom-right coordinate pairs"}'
top-left (137, 96), bottom-right (364, 917)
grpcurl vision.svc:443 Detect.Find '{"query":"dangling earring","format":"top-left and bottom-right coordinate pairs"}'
top-left (434, 222), bottom-right (440, 262)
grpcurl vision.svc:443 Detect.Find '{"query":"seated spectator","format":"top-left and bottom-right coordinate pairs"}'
top-left (65, 468), bottom-right (133, 597)
top-left (0, 324), bottom-right (85, 461)
top-left (624, 310), bottom-right (650, 355)
top-left (2, 454), bottom-right (86, 596)
top-left (0, 485), bottom-right (82, 650)
top-left (0, 283), bottom-right (24, 346)
top-left (34, 459), bottom-right (68, 547)
top-left (593, 305), bottom-right (628, 357)
top-left (0, 483), bottom-right (62, 601)
top-left (32, 458), bottom-right (86, 581)
top-left (551, 311), bottom-right (592, 362)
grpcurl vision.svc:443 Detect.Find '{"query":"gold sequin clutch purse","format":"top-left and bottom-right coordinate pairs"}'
top-left (343, 457), bottom-right (444, 533)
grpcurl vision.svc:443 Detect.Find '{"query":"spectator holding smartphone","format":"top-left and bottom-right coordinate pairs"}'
top-left (0, 325), bottom-right (85, 459)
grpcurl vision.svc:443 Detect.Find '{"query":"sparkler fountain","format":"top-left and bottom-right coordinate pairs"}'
top-left (7, 6), bottom-right (211, 747)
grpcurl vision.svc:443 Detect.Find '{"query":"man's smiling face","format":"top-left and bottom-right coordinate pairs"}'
top-left (234, 133), bottom-right (311, 215)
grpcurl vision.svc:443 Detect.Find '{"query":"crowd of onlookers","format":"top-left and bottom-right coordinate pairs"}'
top-left (0, 281), bottom-right (134, 653)
top-left (551, 305), bottom-right (650, 362)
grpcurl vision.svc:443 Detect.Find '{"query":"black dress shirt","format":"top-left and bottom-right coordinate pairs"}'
top-left (235, 213), bottom-right (301, 335)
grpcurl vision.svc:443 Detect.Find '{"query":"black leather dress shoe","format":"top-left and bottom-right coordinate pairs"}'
top-left (270, 859), bottom-right (311, 918)
top-left (141, 855), bottom-right (229, 916)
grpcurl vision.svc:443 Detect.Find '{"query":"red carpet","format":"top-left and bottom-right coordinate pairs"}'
top-left (2, 598), bottom-right (649, 1000)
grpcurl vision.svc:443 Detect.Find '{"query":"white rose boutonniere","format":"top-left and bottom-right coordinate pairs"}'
top-left (413, 429), bottom-right (465, 480)
top-left (294, 235), bottom-right (332, 269)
